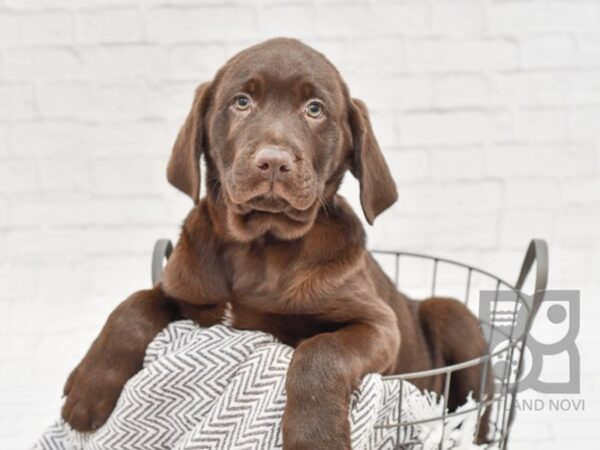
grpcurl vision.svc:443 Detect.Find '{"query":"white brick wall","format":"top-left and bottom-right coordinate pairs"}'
top-left (1, 0), bottom-right (599, 448)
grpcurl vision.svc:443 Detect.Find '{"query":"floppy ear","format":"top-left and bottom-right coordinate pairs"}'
top-left (348, 98), bottom-right (398, 225)
top-left (167, 82), bottom-right (211, 204)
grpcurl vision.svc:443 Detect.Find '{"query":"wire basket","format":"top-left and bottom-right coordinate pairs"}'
top-left (371, 239), bottom-right (548, 449)
top-left (151, 239), bottom-right (548, 450)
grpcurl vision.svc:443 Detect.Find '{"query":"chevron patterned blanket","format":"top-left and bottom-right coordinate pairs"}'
top-left (34, 321), bottom-right (486, 450)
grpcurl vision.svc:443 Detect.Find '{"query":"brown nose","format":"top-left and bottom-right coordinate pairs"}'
top-left (254, 148), bottom-right (294, 181)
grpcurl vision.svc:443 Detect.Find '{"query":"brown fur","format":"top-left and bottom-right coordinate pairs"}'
top-left (61, 38), bottom-right (491, 448)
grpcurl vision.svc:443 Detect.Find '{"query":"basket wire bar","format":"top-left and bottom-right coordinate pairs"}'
top-left (381, 327), bottom-right (517, 383)
top-left (439, 371), bottom-right (452, 450)
top-left (475, 337), bottom-right (491, 442)
top-left (465, 268), bottom-right (472, 307)
top-left (487, 281), bottom-right (503, 442)
top-left (395, 378), bottom-right (404, 445)
top-left (498, 289), bottom-right (522, 447)
top-left (150, 239), bottom-right (548, 450)
top-left (431, 259), bottom-right (439, 297)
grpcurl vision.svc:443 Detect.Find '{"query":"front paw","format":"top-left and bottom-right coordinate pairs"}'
top-left (282, 401), bottom-right (351, 450)
top-left (61, 361), bottom-right (126, 432)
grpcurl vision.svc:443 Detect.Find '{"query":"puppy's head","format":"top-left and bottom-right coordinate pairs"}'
top-left (168, 38), bottom-right (397, 241)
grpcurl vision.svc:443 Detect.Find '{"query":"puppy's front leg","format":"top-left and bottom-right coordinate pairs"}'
top-left (62, 205), bottom-right (230, 431)
top-left (61, 286), bottom-right (181, 431)
top-left (282, 319), bottom-right (400, 450)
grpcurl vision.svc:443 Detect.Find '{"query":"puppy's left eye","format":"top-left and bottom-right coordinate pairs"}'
top-left (305, 100), bottom-right (324, 119)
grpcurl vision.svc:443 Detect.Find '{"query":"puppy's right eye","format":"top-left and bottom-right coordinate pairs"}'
top-left (233, 95), bottom-right (252, 111)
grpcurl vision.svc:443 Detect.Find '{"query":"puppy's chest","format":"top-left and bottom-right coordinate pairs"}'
top-left (227, 243), bottom-right (307, 312)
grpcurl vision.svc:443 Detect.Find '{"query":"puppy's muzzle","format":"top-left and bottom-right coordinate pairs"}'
top-left (254, 148), bottom-right (294, 182)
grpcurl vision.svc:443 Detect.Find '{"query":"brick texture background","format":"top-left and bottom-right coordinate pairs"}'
top-left (1, 0), bottom-right (599, 448)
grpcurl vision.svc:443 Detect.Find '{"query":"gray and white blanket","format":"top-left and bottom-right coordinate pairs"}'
top-left (34, 321), bottom-right (484, 450)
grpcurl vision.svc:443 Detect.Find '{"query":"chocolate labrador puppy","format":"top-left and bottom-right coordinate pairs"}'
top-left (61, 38), bottom-right (490, 448)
